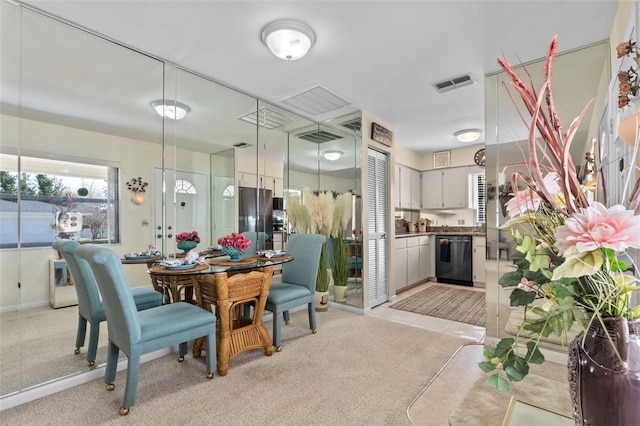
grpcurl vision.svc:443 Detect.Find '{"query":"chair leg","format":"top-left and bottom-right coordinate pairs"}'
top-left (283, 310), bottom-right (290, 325)
top-left (205, 334), bottom-right (215, 379)
top-left (272, 311), bottom-right (283, 352)
top-left (86, 322), bottom-right (100, 367)
top-left (307, 302), bottom-right (317, 334)
top-left (104, 341), bottom-right (119, 386)
top-left (121, 356), bottom-right (140, 415)
top-left (75, 315), bottom-right (87, 354)
top-left (178, 342), bottom-right (187, 362)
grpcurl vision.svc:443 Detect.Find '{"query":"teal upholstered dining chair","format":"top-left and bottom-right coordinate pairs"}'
top-left (52, 240), bottom-right (163, 367)
top-left (264, 233), bottom-right (325, 351)
top-left (241, 231), bottom-right (269, 258)
top-left (76, 244), bottom-right (216, 416)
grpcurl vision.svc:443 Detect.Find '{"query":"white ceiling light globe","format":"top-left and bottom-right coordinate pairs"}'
top-left (262, 20), bottom-right (315, 61)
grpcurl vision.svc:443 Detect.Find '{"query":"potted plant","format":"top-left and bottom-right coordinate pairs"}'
top-left (479, 36), bottom-right (640, 426)
top-left (304, 188), bottom-right (334, 311)
top-left (331, 193), bottom-right (352, 302)
top-left (175, 230), bottom-right (200, 254)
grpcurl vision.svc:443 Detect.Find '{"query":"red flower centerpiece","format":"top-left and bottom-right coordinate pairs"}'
top-left (217, 232), bottom-right (251, 261)
top-left (175, 230), bottom-right (200, 254)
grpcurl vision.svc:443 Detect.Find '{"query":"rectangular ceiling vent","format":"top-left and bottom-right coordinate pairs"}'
top-left (341, 118), bottom-right (361, 132)
top-left (281, 85), bottom-right (351, 117)
top-left (233, 142), bottom-right (251, 148)
top-left (296, 129), bottom-right (344, 143)
top-left (237, 105), bottom-right (296, 129)
top-left (432, 73), bottom-right (474, 93)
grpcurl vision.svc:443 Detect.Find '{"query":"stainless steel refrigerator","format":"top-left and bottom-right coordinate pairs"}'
top-left (238, 187), bottom-right (273, 237)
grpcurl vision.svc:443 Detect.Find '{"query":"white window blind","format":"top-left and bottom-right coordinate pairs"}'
top-left (474, 173), bottom-right (486, 224)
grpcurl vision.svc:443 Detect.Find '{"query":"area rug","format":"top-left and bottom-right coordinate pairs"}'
top-left (390, 284), bottom-right (486, 326)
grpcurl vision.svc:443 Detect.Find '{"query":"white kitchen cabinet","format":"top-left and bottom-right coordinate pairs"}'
top-left (418, 236), bottom-right (431, 281)
top-left (239, 172), bottom-right (258, 188)
top-left (406, 237), bottom-right (420, 285)
top-left (273, 177), bottom-right (284, 198)
top-left (473, 236), bottom-right (486, 285)
top-left (397, 164), bottom-right (421, 209)
top-left (394, 164), bottom-right (401, 208)
top-left (394, 238), bottom-right (408, 291)
top-left (395, 236), bottom-right (427, 292)
top-left (410, 168), bottom-right (421, 209)
top-left (421, 167), bottom-right (468, 209)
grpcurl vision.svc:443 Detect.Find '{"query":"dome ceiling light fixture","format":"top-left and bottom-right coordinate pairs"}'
top-left (454, 128), bottom-right (482, 143)
top-left (323, 150), bottom-right (343, 161)
top-left (151, 100), bottom-right (190, 120)
top-left (261, 19), bottom-right (315, 61)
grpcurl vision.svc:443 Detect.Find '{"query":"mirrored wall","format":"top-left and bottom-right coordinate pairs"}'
top-left (0, 1), bottom-right (363, 400)
top-left (484, 41), bottom-right (611, 346)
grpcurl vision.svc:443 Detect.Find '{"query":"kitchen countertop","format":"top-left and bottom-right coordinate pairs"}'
top-left (395, 228), bottom-right (486, 238)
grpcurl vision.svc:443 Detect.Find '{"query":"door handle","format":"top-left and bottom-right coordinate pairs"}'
top-left (157, 234), bottom-right (162, 238)
top-left (167, 234), bottom-right (172, 238)
top-left (380, 233), bottom-right (386, 239)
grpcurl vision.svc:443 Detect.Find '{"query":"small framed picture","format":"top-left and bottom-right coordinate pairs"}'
top-left (433, 151), bottom-right (450, 169)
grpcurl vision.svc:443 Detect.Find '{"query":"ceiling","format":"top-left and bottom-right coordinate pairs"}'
top-left (16, 0), bottom-right (619, 155)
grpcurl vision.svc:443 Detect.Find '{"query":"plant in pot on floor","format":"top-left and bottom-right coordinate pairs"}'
top-left (478, 36), bottom-right (640, 426)
top-left (304, 187), bottom-right (334, 311)
top-left (331, 192), bottom-right (352, 303)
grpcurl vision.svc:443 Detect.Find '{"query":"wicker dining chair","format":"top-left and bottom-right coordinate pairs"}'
top-left (193, 266), bottom-right (274, 376)
top-left (53, 240), bottom-right (163, 367)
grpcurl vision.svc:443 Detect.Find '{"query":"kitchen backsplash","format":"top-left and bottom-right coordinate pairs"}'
top-left (396, 207), bottom-right (479, 227)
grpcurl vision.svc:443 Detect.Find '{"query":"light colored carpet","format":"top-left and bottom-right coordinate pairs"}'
top-left (390, 285), bottom-right (486, 326)
top-left (1, 309), bottom-right (466, 425)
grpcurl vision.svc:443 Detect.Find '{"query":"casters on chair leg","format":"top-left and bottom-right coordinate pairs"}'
top-left (285, 320), bottom-right (289, 325)
top-left (119, 407), bottom-right (129, 416)
top-left (74, 348), bottom-right (80, 355)
top-left (178, 356), bottom-right (185, 362)
top-left (88, 360), bottom-right (95, 367)
top-left (207, 373), bottom-right (214, 379)
top-left (276, 346), bottom-right (282, 352)
top-left (312, 328), bottom-right (318, 334)
top-left (106, 383), bottom-right (115, 391)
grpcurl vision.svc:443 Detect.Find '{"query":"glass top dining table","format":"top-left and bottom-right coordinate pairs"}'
top-left (146, 253), bottom-right (294, 276)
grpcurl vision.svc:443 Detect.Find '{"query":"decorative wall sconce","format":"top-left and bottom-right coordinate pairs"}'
top-left (126, 177), bottom-right (148, 205)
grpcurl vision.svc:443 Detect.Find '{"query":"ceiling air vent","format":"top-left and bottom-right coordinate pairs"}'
top-left (432, 73), bottom-right (474, 93)
top-left (341, 118), bottom-right (361, 132)
top-left (237, 105), bottom-right (296, 129)
top-left (233, 142), bottom-right (251, 148)
top-left (296, 129), bottom-right (343, 143)
top-left (281, 85), bottom-right (351, 117)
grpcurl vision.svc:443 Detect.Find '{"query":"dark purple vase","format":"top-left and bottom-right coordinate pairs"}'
top-left (568, 317), bottom-right (640, 426)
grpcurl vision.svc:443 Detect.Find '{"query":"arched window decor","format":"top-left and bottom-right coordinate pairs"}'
top-left (175, 179), bottom-right (197, 194)
top-left (223, 185), bottom-right (234, 197)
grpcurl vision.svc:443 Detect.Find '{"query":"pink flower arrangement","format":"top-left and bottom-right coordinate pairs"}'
top-left (175, 230), bottom-right (200, 243)
top-left (217, 232), bottom-right (251, 251)
top-left (480, 36), bottom-right (640, 391)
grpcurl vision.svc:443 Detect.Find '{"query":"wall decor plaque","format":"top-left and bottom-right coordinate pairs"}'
top-left (371, 122), bottom-right (393, 147)
top-left (433, 151), bottom-right (451, 169)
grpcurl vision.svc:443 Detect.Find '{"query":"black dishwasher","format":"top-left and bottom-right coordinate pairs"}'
top-left (435, 235), bottom-right (473, 286)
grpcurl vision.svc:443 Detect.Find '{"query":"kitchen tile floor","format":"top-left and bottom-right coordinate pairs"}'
top-left (370, 281), bottom-right (486, 343)
top-left (369, 281), bottom-right (487, 425)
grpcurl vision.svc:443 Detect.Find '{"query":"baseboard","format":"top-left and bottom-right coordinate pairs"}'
top-left (0, 347), bottom-right (172, 411)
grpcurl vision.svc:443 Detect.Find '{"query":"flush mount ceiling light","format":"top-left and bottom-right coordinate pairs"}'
top-left (261, 19), bottom-right (315, 61)
top-left (323, 150), bottom-right (343, 161)
top-left (454, 128), bottom-right (482, 143)
top-left (151, 100), bottom-right (190, 120)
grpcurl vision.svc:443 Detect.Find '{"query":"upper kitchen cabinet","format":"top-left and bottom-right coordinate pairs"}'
top-left (396, 164), bottom-right (421, 209)
top-left (421, 167), bottom-right (468, 209)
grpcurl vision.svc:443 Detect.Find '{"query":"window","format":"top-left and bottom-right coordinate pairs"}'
top-left (473, 173), bottom-right (486, 224)
top-left (175, 179), bottom-right (197, 194)
top-left (0, 154), bottom-right (120, 248)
